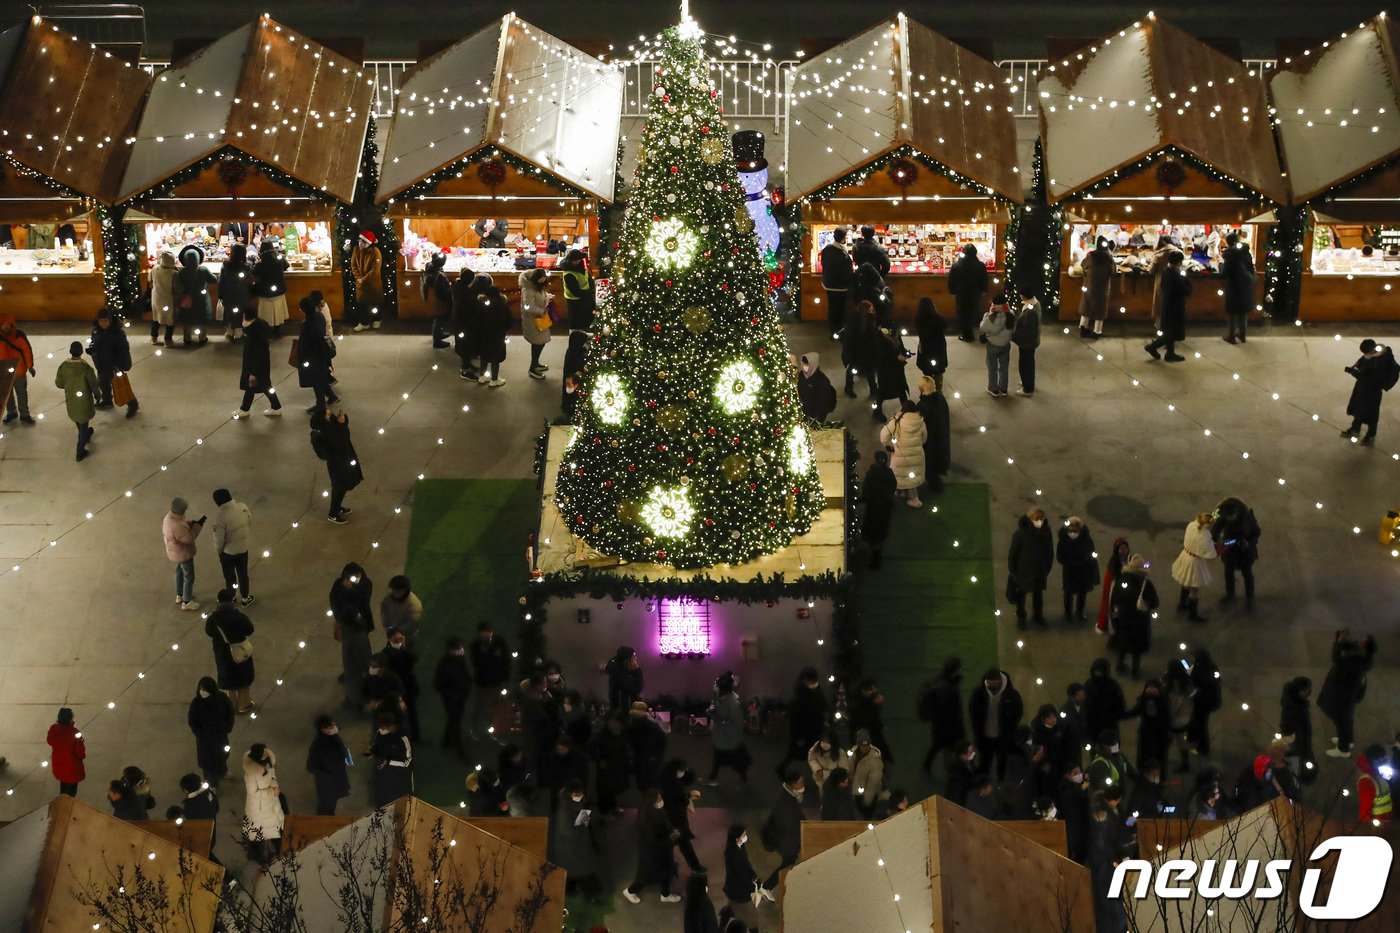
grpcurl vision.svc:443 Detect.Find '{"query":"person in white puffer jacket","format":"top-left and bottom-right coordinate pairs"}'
top-left (212, 488), bottom-right (254, 606)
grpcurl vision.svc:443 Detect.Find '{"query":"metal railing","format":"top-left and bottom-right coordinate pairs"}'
top-left (35, 3), bottom-right (146, 50)
top-left (365, 60), bottom-right (414, 118)
top-left (994, 58), bottom-right (1279, 118)
top-left (620, 59), bottom-right (795, 128)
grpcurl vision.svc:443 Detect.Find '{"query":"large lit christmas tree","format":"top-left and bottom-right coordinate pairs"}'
top-left (555, 19), bottom-right (823, 569)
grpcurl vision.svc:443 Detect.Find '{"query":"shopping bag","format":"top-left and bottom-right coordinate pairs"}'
top-left (112, 373), bottom-right (136, 407)
top-left (287, 338), bottom-right (300, 367)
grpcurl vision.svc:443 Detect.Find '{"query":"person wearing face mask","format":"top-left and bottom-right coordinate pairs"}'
top-left (623, 788), bottom-right (682, 904)
top-left (550, 780), bottom-right (603, 903)
top-left (433, 637), bottom-right (471, 757)
top-left (187, 676), bottom-right (234, 785)
top-left (784, 667), bottom-right (829, 775)
top-left (1084, 658), bottom-right (1128, 742)
top-left (944, 740), bottom-right (979, 806)
top-left (306, 714), bottom-right (351, 815)
top-left (1055, 761), bottom-right (1092, 864)
top-left (380, 575), bottom-right (423, 647)
top-left (806, 728), bottom-right (850, 800)
top-left (1055, 517), bottom-right (1099, 624)
top-left (1170, 512), bottom-right (1217, 623)
top-left (704, 672), bottom-right (751, 788)
top-left (757, 769), bottom-right (806, 902)
top-left (1088, 729), bottom-right (1135, 795)
top-left (969, 668), bottom-right (1024, 779)
top-left (559, 689), bottom-right (591, 749)
top-left (381, 630), bottom-right (422, 744)
top-left (722, 824), bottom-right (761, 926)
top-left (797, 353), bottom-right (836, 423)
top-left (370, 712), bottom-right (413, 806)
top-left (1008, 508), bottom-right (1054, 628)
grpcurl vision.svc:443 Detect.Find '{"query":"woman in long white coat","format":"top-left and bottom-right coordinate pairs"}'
top-left (879, 399), bottom-right (928, 508)
top-left (242, 743), bottom-right (284, 863)
top-left (518, 268), bottom-right (553, 379)
top-left (150, 251), bottom-right (179, 345)
top-left (1170, 512), bottom-right (1217, 623)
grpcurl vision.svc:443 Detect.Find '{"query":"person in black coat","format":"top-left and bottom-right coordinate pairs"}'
top-left (628, 703), bottom-right (668, 792)
top-left (588, 713), bottom-right (633, 815)
top-left (851, 226), bottom-right (891, 277)
top-left (219, 244), bottom-right (254, 340)
top-left (848, 678), bottom-right (893, 763)
top-left (236, 312), bottom-right (282, 417)
top-left (330, 562), bottom-right (375, 711)
top-left (381, 629), bottom-right (421, 742)
top-left (306, 714), bottom-right (351, 814)
top-left (1008, 508), bottom-right (1054, 628)
top-left (819, 767), bottom-right (858, 820)
top-left (624, 788), bottom-right (681, 903)
top-left (187, 676), bottom-right (235, 783)
top-left (1056, 517), bottom-right (1099, 622)
top-left (1127, 680), bottom-right (1172, 774)
top-left (466, 767), bottom-right (508, 816)
top-left (785, 667), bottom-right (828, 770)
top-left (797, 353), bottom-right (837, 423)
top-left (852, 262), bottom-right (892, 325)
top-left (451, 272), bottom-right (483, 378)
top-left (295, 295), bottom-right (336, 410)
top-left (969, 668), bottom-right (1024, 779)
top-left (660, 758), bottom-right (705, 872)
top-left (859, 451), bottom-right (897, 569)
top-left (540, 736), bottom-right (590, 805)
top-left (721, 824), bottom-right (761, 923)
top-left (470, 276), bottom-right (512, 385)
top-left (1317, 629), bottom-right (1377, 757)
top-left (1342, 339), bottom-right (1395, 443)
top-left (252, 240), bottom-right (288, 324)
top-left (947, 244), bottom-right (989, 341)
top-left (919, 657), bottom-right (966, 775)
top-left (1144, 250), bottom-right (1191, 362)
top-left (819, 228), bottom-right (854, 339)
top-left (1211, 496), bottom-right (1261, 608)
top-left (433, 637), bottom-right (471, 755)
top-left (177, 772), bottom-right (221, 859)
top-left (468, 622), bottom-right (509, 740)
top-left (945, 741), bottom-right (979, 806)
top-left (310, 407), bottom-right (362, 523)
top-left (362, 655), bottom-right (406, 718)
top-left (1084, 658), bottom-right (1128, 742)
top-left (1055, 762), bottom-right (1091, 864)
top-left (87, 309), bottom-right (137, 416)
top-left (1032, 704), bottom-right (1068, 793)
top-left (914, 297), bottom-right (948, 387)
top-left (1279, 676), bottom-right (1315, 776)
top-left (758, 771), bottom-right (806, 897)
top-left (915, 375), bottom-right (950, 495)
top-left (605, 646), bottom-right (644, 712)
top-left (1110, 556), bottom-right (1158, 679)
top-left (839, 299), bottom-right (879, 398)
top-left (873, 328), bottom-right (910, 418)
top-left (370, 712), bottom-right (414, 806)
top-left (1060, 683), bottom-right (1091, 769)
top-left (1187, 647), bottom-right (1223, 757)
top-left (421, 252), bottom-right (454, 349)
top-left (1221, 233), bottom-right (1256, 343)
top-left (204, 590), bottom-right (255, 713)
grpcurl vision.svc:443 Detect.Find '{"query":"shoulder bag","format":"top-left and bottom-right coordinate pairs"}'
top-left (218, 620), bottom-right (254, 663)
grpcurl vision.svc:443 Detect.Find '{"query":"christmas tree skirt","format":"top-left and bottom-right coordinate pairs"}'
top-left (404, 478), bottom-right (540, 805)
top-left (861, 482), bottom-right (999, 795)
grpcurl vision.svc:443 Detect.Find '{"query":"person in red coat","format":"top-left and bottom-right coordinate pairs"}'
top-left (46, 707), bottom-right (85, 797)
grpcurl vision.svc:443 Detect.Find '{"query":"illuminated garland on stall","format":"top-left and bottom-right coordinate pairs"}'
top-left (799, 143), bottom-right (1013, 207)
top-left (392, 145), bottom-right (592, 204)
top-left (97, 206), bottom-right (141, 315)
top-left (1016, 139), bottom-right (1064, 312)
top-left (1263, 206), bottom-right (1307, 322)
top-left (553, 25), bottom-right (823, 568)
top-left (781, 200), bottom-right (806, 319)
top-left (1065, 143), bottom-right (1274, 204)
top-left (334, 118), bottom-right (398, 318)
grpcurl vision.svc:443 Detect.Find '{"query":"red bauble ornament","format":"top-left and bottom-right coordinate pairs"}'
top-left (731, 437), bottom-right (741, 445)
top-left (657, 550), bottom-right (667, 560)
top-left (701, 125), bottom-right (710, 133)
top-left (710, 90), bottom-right (718, 98)
top-left (604, 480), bottom-right (613, 488)
top-left (750, 316), bottom-right (759, 325)
top-left (686, 457), bottom-right (695, 465)
top-left (652, 214), bottom-right (661, 222)
top-left (628, 464), bottom-right (637, 471)
top-left (661, 95), bottom-right (671, 103)
top-left (748, 482), bottom-right (757, 491)
top-left (720, 283), bottom-right (729, 291)
top-left (757, 347), bottom-right (766, 356)
top-left (670, 165), bottom-right (679, 174)
top-left (654, 324), bottom-right (663, 332)
top-left (592, 437), bottom-right (602, 445)
top-left (575, 514), bottom-right (583, 522)
top-left (767, 521), bottom-right (776, 529)
top-left (663, 281), bottom-right (672, 289)
top-left (708, 427), bottom-right (717, 435)
top-left (704, 518), bottom-right (714, 526)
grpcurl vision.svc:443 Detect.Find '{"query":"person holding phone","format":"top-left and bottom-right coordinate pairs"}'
top-left (162, 497), bottom-right (206, 611)
top-left (1211, 497), bottom-right (1261, 609)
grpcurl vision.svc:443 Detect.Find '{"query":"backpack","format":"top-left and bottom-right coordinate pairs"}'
top-left (1381, 349), bottom-right (1400, 391)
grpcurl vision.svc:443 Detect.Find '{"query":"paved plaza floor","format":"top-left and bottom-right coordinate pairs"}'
top-left (1, 315), bottom-right (1396, 927)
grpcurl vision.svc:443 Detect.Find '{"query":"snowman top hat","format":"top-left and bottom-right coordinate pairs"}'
top-left (732, 130), bottom-right (768, 171)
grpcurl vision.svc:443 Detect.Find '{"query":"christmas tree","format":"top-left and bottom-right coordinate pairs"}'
top-left (555, 21), bottom-right (823, 569)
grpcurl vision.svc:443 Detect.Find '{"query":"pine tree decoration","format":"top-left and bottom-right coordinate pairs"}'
top-left (555, 23), bottom-right (823, 569)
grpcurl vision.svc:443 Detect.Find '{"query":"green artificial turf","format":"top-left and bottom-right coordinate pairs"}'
top-left (859, 482), bottom-right (1000, 799)
top-left (403, 478), bottom-right (540, 806)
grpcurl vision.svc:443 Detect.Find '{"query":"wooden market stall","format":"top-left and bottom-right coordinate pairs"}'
top-left (114, 14), bottom-right (373, 318)
top-left (0, 795), bottom-right (223, 931)
top-left (786, 14), bottom-right (1023, 322)
top-left (0, 14), bottom-right (150, 320)
top-left (376, 14), bottom-right (623, 319)
top-left (780, 796), bottom-right (1094, 932)
top-left (1270, 14), bottom-right (1400, 321)
top-left (1038, 14), bottom-right (1287, 322)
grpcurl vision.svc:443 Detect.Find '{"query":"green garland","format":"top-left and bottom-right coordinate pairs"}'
top-left (335, 118), bottom-right (398, 318)
top-left (131, 145), bottom-right (328, 205)
top-left (800, 144), bottom-right (1013, 206)
top-left (392, 146), bottom-right (592, 204)
top-left (1064, 143), bottom-right (1273, 205)
top-left (1010, 139), bottom-right (1064, 312)
top-left (97, 206), bottom-right (141, 314)
top-left (781, 200), bottom-right (806, 320)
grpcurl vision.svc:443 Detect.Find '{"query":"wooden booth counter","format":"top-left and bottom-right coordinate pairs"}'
top-left (798, 170), bottom-right (1010, 324)
top-left (0, 169), bottom-right (110, 321)
top-left (1297, 168), bottom-right (1400, 321)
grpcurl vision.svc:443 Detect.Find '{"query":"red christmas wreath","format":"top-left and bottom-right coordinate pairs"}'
top-left (1155, 159), bottom-right (1187, 194)
top-left (887, 158), bottom-right (919, 188)
top-left (217, 157), bottom-right (249, 197)
top-left (476, 159), bottom-right (507, 190)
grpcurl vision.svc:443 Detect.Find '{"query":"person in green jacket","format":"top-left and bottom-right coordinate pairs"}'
top-left (54, 341), bottom-right (99, 461)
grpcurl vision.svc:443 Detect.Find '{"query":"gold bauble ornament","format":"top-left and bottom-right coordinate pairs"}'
top-left (701, 137), bottom-right (725, 165)
top-left (734, 208), bottom-right (754, 235)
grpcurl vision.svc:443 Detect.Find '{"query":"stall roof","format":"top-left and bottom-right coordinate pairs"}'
top-left (377, 14), bottom-right (623, 204)
top-left (1270, 14), bottom-right (1400, 203)
top-left (0, 16), bottom-right (151, 202)
top-left (785, 13), bottom-right (1022, 203)
top-left (780, 795), bottom-right (1094, 932)
top-left (116, 14), bottom-right (373, 204)
top-left (1038, 14), bottom-right (1287, 205)
top-left (0, 795), bottom-right (223, 932)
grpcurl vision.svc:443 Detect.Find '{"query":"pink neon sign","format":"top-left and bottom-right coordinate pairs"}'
top-left (658, 598), bottom-right (712, 656)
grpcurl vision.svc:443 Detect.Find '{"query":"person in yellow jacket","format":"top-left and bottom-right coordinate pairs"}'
top-left (349, 230), bottom-right (384, 332)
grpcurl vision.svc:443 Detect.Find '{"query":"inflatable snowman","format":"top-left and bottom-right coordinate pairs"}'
top-left (733, 130), bottom-right (782, 260)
